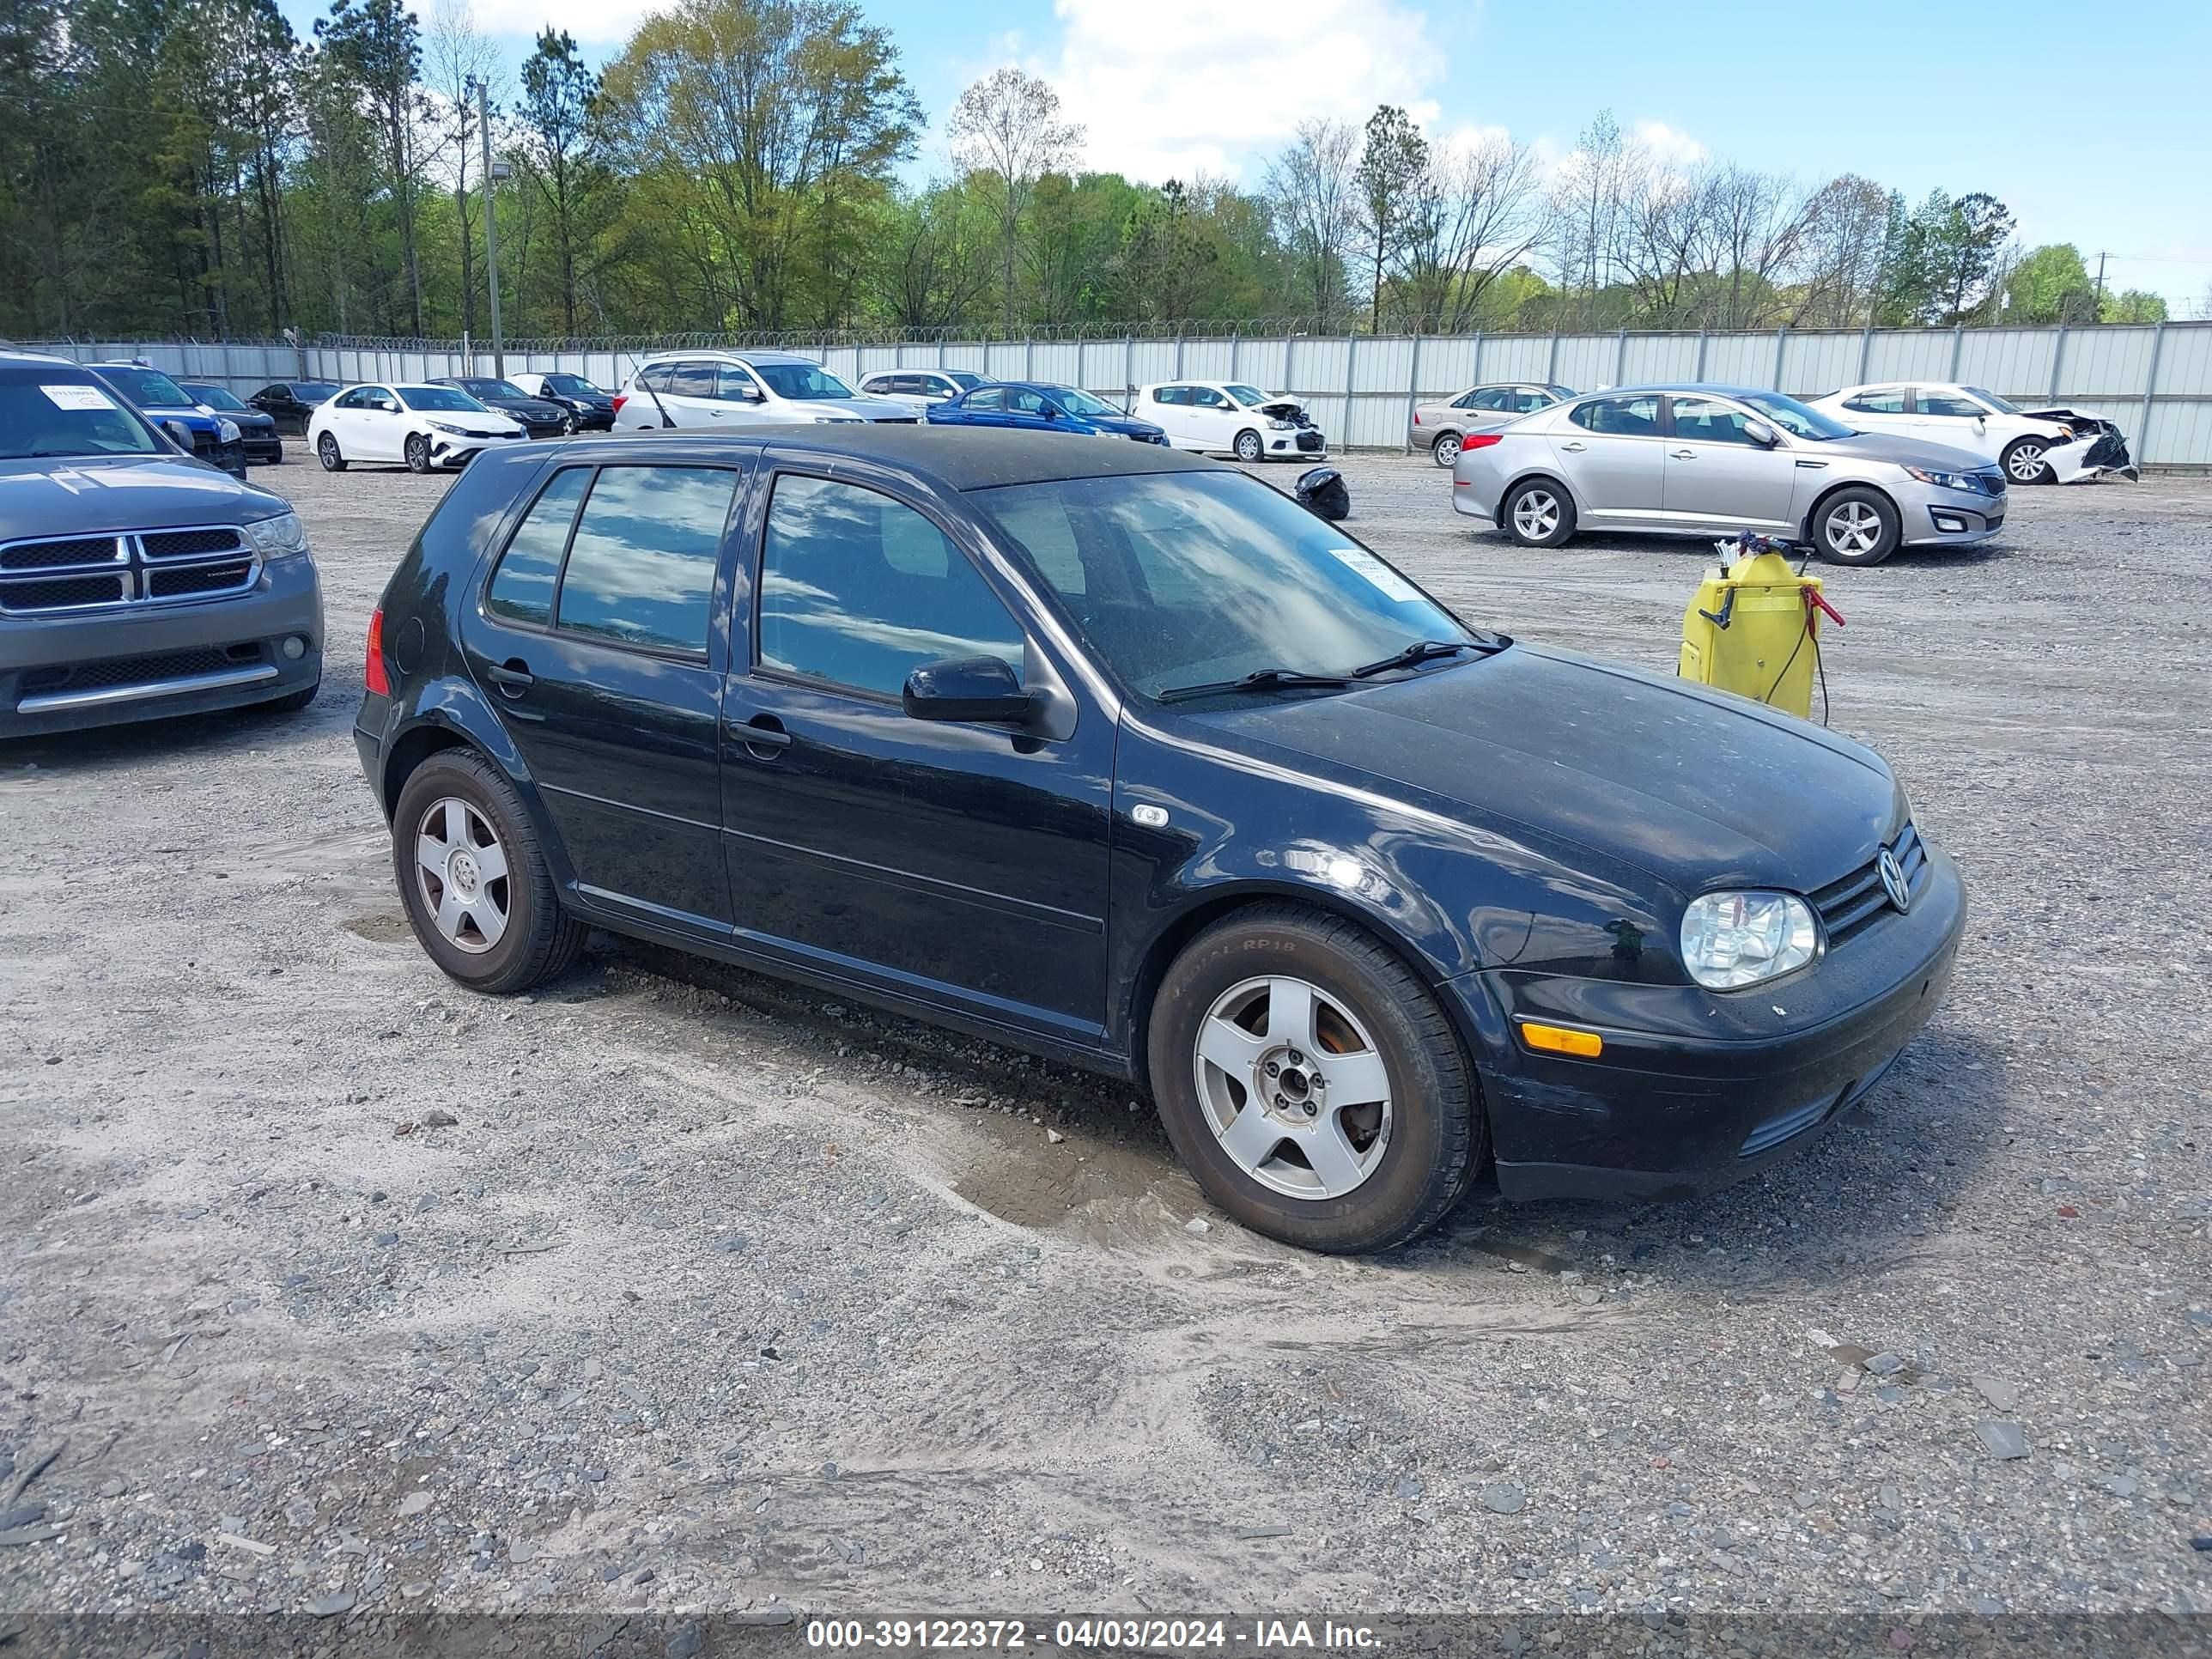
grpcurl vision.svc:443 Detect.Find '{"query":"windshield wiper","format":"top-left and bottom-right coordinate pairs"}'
top-left (1156, 667), bottom-right (1354, 704)
top-left (1347, 638), bottom-right (1483, 678)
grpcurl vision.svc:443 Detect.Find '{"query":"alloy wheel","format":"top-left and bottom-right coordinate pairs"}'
top-left (1512, 488), bottom-right (1560, 541)
top-left (1434, 434), bottom-right (1462, 466)
top-left (413, 797), bottom-right (511, 954)
top-left (1191, 975), bottom-right (1393, 1200)
top-left (1825, 501), bottom-right (1884, 558)
top-left (2006, 441), bottom-right (2045, 482)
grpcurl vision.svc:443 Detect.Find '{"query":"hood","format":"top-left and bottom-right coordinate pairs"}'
top-left (1815, 431), bottom-right (1993, 471)
top-left (0, 454), bottom-right (287, 534)
top-left (1086, 414), bottom-right (1166, 438)
top-left (783, 395), bottom-right (915, 422)
top-left (1184, 643), bottom-right (1902, 895)
top-left (449, 414), bottom-right (524, 434)
top-left (489, 397), bottom-right (566, 421)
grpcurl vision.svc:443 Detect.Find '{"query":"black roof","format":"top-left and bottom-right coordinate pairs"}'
top-left (509, 425), bottom-right (1224, 493)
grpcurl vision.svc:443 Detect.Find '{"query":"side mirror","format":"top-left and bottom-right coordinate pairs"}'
top-left (160, 418), bottom-right (195, 449)
top-left (1743, 419), bottom-right (1778, 447)
top-left (902, 656), bottom-right (1033, 726)
top-left (1042, 404), bottom-right (1060, 420)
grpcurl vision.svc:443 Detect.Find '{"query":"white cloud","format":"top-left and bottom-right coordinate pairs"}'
top-left (1631, 118), bottom-right (1707, 169)
top-left (1028, 0), bottom-right (1446, 185)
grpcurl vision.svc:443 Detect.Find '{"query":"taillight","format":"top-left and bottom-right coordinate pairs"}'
top-left (1411, 410), bottom-right (1422, 425)
top-left (1461, 433), bottom-right (1504, 451)
top-left (611, 393), bottom-right (628, 415)
top-left (365, 606), bottom-right (391, 696)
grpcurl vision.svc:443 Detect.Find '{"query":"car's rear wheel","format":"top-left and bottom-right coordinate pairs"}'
top-left (317, 433), bottom-right (345, 472)
top-left (1431, 431), bottom-right (1462, 467)
top-left (1234, 428), bottom-right (1264, 463)
top-left (2002, 435), bottom-right (2051, 484)
top-left (1146, 903), bottom-right (1483, 1254)
top-left (1815, 487), bottom-right (1901, 565)
top-left (1502, 477), bottom-right (1576, 547)
top-left (405, 434), bottom-right (431, 473)
top-left (392, 750), bottom-right (587, 995)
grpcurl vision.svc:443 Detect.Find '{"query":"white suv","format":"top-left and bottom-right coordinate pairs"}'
top-left (1133, 381), bottom-right (1327, 462)
top-left (855, 368), bottom-right (993, 410)
top-left (613, 351), bottom-right (914, 430)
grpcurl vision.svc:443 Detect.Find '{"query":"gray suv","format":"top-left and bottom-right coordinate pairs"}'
top-left (1, 351), bottom-right (324, 737)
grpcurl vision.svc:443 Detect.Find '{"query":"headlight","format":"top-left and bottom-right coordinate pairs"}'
top-left (216, 417), bottom-right (241, 443)
top-left (1267, 418), bottom-right (1297, 430)
top-left (1902, 465), bottom-right (1978, 491)
top-left (428, 421), bottom-right (469, 435)
top-left (811, 415), bottom-right (864, 424)
top-left (1680, 891), bottom-right (1817, 989)
top-left (242, 510), bottom-right (310, 563)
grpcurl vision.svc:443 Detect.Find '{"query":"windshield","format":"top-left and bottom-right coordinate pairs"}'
top-left (1738, 390), bottom-right (1854, 441)
top-left (1048, 386), bottom-right (1116, 417)
top-left (973, 471), bottom-right (1476, 700)
top-left (1963, 386), bottom-right (2019, 414)
top-left (94, 366), bottom-right (192, 409)
top-left (181, 384), bottom-right (246, 411)
top-left (0, 372), bottom-right (162, 459)
top-left (750, 362), bottom-right (856, 401)
top-left (295, 383), bottom-right (340, 401)
top-left (1226, 384), bottom-right (1269, 407)
top-left (399, 386), bottom-right (489, 412)
top-left (459, 379), bottom-right (528, 399)
top-left (544, 374), bottom-right (603, 396)
top-left (946, 371), bottom-right (987, 392)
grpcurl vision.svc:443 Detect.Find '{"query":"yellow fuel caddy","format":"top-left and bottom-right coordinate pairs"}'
top-left (1677, 536), bottom-right (1844, 720)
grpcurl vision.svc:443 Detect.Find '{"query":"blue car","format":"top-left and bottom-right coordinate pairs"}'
top-left (85, 362), bottom-right (248, 479)
top-left (926, 380), bottom-right (1167, 444)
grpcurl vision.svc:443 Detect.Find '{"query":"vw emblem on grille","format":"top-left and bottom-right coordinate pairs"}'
top-left (1877, 846), bottom-right (1911, 914)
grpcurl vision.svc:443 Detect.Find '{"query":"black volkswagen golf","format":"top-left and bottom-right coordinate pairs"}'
top-left (355, 429), bottom-right (1963, 1253)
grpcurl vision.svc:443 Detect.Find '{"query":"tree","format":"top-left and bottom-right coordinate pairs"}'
top-left (1264, 118), bottom-right (1358, 329)
top-left (945, 66), bottom-right (1082, 332)
top-left (316, 0), bottom-right (431, 336)
top-left (517, 27), bottom-right (603, 335)
top-left (2003, 243), bottom-right (2095, 324)
top-left (2100, 289), bottom-right (2167, 324)
top-left (1791, 174), bottom-right (1890, 326)
top-left (427, 1), bottom-right (501, 339)
top-left (1394, 132), bottom-right (1542, 333)
top-left (1353, 105), bottom-right (1427, 331)
top-left (1546, 110), bottom-right (1637, 331)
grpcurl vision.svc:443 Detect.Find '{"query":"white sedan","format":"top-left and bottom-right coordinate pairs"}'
top-left (1132, 380), bottom-right (1328, 462)
top-left (1807, 381), bottom-right (2136, 485)
top-left (308, 382), bottom-right (528, 472)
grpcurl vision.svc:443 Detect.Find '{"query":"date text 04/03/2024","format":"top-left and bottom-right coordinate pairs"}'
top-left (803, 1618), bottom-right (1383, 1650)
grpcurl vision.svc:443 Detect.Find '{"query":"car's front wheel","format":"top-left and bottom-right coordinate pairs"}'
top-left (1815, 487), bottom-right (1900, 565)
top-left (1502, 478), bottom-right (1576, 547)
top-left (317, 433), bottom-right (345, 472)
top-left (1146, 903), bottom-right (1483, 1254)
top-left (1234, 428), bottom-right (1264, 463)
top-left (2002, 435), bottom-right (2052, 485)
top-left (1430, 431), bottom-right (1462, 467)
top-left (561, 411), bottom-right (578, 436)
top-left (391, 750), bottom-right (588, 994)
top-left (405, 434), bottom-right (432, 473)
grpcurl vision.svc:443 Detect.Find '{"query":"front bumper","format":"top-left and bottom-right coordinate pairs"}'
top-left (1266, 431), bottom-right (1328, 459)
top-left (1899, 479), bottom-right (2005, 546)
top-left (2046, 428), bottom-right (2138, 484)
top-left (0, 556), bottom-right (324, 738)
top-left (241, 431), bottom-right (285, 464)
top-left (1449, 843), bottom-right (1967, 1202)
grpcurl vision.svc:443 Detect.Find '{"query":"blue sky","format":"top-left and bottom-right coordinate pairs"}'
top-left (285, 0), bottom-right (2212, 309)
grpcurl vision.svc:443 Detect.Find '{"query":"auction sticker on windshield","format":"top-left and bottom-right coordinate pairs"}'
top-left (1328, 546), bottom-right (1421, 604)
top-left (42, 385), bottom-right (118, 411)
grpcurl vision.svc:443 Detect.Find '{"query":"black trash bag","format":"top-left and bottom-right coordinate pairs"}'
top-left (1296, 465), bottom-right (1350, 522)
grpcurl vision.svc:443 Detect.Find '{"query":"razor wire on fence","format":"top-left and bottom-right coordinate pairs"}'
top-left (20, 320), bottom-right (2212, 465)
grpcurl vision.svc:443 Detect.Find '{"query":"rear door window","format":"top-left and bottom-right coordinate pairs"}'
top-left (1569, 394), bottom-right (1662, 435)
top-left (1844, 387), bottom-right (1907, 415)
top-left (669, 362), bottom-right (717, 400)
top-left (553, 466), bottom-right (738, 655)
top-left (1917, 389), bottom-right (1984, 418)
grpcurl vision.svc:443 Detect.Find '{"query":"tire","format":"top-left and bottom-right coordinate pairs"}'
top-left (2002, 435), bottom-right (2052, 485)
top-left (560, 411), bottom-right (579, 437)
top-left (1233, 428), bottom-right (1264, 463)
top-left (317, 433), bottom-right (345, 472)
top-left (261, 678), bottom-right (319, 714)
top-left (391, 749), bottom-right (588, 995)
top-left (1146, 902), bottom-right (1483, 1254)
top-left (405, 433), bottom-right (431, 473)
top-left (1501, 477), bottom-right (1576, 548)
top-left (1813, 486), bottom-right (1901, 566)
top-left (1430, 431), bottom-right (1462, 467)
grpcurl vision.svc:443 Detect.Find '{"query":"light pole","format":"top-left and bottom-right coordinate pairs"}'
top-left (471, 76), bottom-right (507, 377)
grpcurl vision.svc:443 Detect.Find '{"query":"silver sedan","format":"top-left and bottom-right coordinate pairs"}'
top-left (1410, 382), bottom-right (1574, 466)
top-left (1449, 385), bottom-right (2007, 566)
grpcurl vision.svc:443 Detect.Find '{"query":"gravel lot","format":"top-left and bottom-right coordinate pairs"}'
top-left (3, 443), bottom-right (2209, 1634)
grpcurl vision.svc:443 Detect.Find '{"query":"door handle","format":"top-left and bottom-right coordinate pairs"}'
top-left (1559, 441), bottom-right (1586, 452)
top-left (740, 714), bottom-right (793, 756)
top-left (1671, 448), bottom-right (1697, 459)
top-left (485, 659), bottom-right (534, 696)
